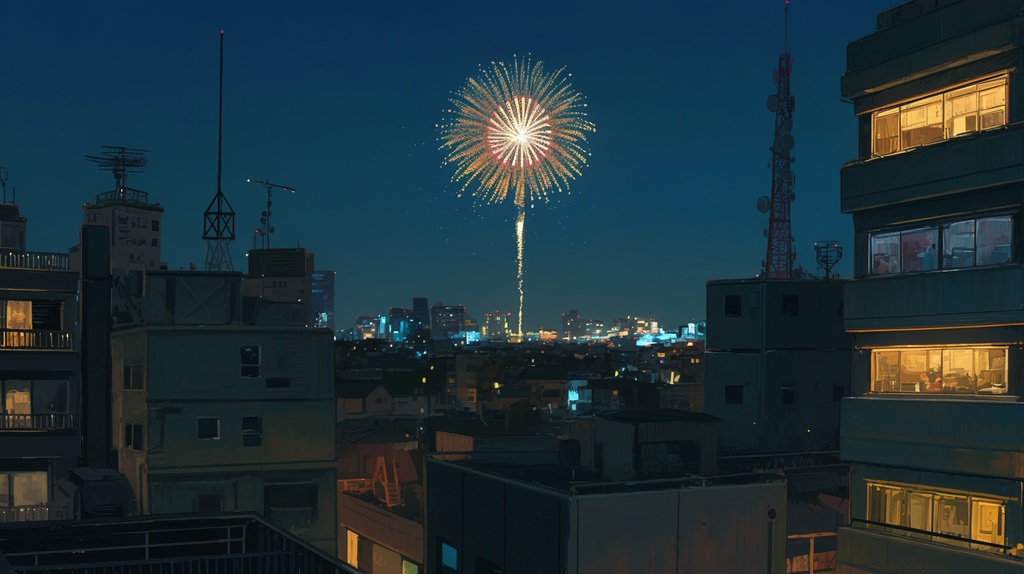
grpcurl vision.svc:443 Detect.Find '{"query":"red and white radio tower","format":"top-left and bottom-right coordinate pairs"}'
top-left (761, 0), bottom-right (797, 279)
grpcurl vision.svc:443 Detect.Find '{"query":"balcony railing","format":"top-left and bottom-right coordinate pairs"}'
top-left (0, 413), bottom-right (75, 430)
top-left (0, 504), bottom-right (70, 524)
top-left (0, 250), bottom-right (69, 271)
top-left (0, 330), bottom-right (73, 350)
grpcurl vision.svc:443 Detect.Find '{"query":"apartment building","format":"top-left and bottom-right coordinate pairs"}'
top-left (838, 1), bottom-right (1024, 571)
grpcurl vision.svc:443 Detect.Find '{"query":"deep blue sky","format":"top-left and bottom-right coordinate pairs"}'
top-left (1, 1), bottom-right (896, 332)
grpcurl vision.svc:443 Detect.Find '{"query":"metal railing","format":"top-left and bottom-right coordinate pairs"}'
top-left (0, 505), bottom-right (62, 524)
top-left (852, 518), bottom-right (1013, 554)
top-left (0, 413), bottom-right (75, 430)
top-left (0, 251), bottom-right (69, 271)
top-left (1, 513), bottom-right (362, 573)
top-left (0, 330), bottom-right (74, 350)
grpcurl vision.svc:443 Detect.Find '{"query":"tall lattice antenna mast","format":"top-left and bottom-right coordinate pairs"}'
top-left (761, 0), bottom-right (797, 279)
top-left (203, 30), bottom-right (236, 271)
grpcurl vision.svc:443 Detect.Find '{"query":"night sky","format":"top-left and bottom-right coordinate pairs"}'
top-left (1, 1), bottom-right (896, 332)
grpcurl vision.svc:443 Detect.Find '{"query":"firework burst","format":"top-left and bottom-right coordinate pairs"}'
top-left (439, 56), bottom-right (594, 207)
top-left (439, 56), bottom-right (594, 336)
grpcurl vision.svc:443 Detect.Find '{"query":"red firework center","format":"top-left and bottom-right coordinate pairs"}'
top-left (486, 96), bottom-right (552, 168)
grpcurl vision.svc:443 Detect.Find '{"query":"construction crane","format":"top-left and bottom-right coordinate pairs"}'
top-left (246, 178), bottom-right (295, 250)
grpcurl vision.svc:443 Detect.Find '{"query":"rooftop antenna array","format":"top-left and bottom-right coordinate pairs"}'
top-left (85, 146), bottom-right (150, 203)
top-left (759, 0), bottom-right (797, 280)
top-left (0, 167), bottom-right (8, 203)
top-left (203, 30), bottom-right (237, 272)
top-left (246, 178), bottom-right (295, 250)
top-left (814, 240), bottom-right (843, 280)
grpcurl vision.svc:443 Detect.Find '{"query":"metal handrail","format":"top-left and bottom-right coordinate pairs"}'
top-left (0, 413), bottom-right (75, 430)
top-left (0, 250), bottom-right (69, 271)
top-left (0, 330), bottom-right (74, 350)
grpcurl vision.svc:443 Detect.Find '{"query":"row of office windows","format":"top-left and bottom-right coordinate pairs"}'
top-left (124, 417), bottom-right (264, 450)
top-left (871, 346), bottom-right (1007, 395)
top-left (867, 481), bottom-right (1006, 550)
top-left (871, 74), bottom-right (1007, 157)
top-left (870, 215), bottom-right (1011, 275)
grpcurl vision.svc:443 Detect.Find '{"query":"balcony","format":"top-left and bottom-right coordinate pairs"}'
top-left (838, 523), bottom-right (1024, 574)
top-left (0, 250), bottom-right (69, 272)
top-left (0, 504), bottom-right (72, 524)
top-left (842, 397), bottom-right (1024, 478)
top-left (844, 266), bottom-right (1024, 331)
top-left (841, 123), bottom-right (1024, 214)
top-left (0, 413), bottom-right (75, 431)
top-left (0, 329), bottom-right (74, 351)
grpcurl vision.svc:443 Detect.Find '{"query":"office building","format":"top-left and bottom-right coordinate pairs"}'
top-left (838, 2), bottom-right (1024, 571)
top-left (312, 270), bottom-right (336, 331)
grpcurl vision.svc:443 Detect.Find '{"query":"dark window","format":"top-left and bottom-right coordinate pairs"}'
top-left (152, 220), bottom-right (159, 232)
top-left (782, 295), bottom-right (799, 317)
top-left (243, 417), bottom-right (263, 447)
top-left (194, 494), bottom-right (222, 513)
top-left (782, 386), bottom-right (797, 404)
top-left (123, 365), bottom-right (143, 390)
top-left (124, 423), bottom-right (143, 451)
top-left (197, 417), bottom-right (220, 440)
top-left (724, 295), bottom-right (742, 317)
top-left (838, 298), bottom-right (845, 318)
top-left (265, 377), bottom-right (290, 389)
top-left (725, 385), bottom-right (744, 404)
top-left (476, 556), bottom-right (504, 574)
top-left (151, 238), bottom-right (158, 247)
top-left (30, 300), bottom-right (62, 330)
top-left (240, 345), bottom-right (260, 378)
top-left (264, 484), bottom-right (317, 528)
top-left (833, 385), bottom-right (846, 402)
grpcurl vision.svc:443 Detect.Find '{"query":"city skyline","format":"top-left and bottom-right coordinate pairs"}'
top-left (1, 1), bottom-right (895, 332)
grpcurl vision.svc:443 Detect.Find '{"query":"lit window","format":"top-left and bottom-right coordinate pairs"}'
top-left (4, 301), bottom-right (31, 330)
top-left (0, 471), bottom-right (48, 507)
top-left (870, 346), bottom-right (1007, 395)
top-left (871, 74), bottom-right (1008, 157)
top-left (867, 481), bottom-right (1005, 550)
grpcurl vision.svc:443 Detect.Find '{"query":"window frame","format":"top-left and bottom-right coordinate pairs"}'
top-left (868, 214), bottom-right (1012, 276)
top-left (870, 73), bottom-right (1008, 157)
top-left (196, 417), bottom-right (221, 441)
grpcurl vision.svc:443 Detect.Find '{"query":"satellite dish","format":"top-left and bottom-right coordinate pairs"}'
top-left (269, 226), bottom-right (276, 234)
top-left (756, 196), bottom-right (770, 213)
top-left (780, 134), bottom-right (795, 151)
top-left (791, 192), bottom-right (797, 201)
top-left (767, 94), bottom-right (779, 112)
top-left (789, 95), bottom-right (796, 110)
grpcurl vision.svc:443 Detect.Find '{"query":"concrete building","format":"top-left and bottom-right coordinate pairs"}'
top-left (704, 278), bottom-right (851, 452)
top-left (110, 271), bottom-right (337, 554)
top-left (242, 248), bottom-right (314, 327)
top-left (0, 233), bottom-right (79, 523)
top-left (426, 411), bottom-right (787, 574)
top-left (81, 188), bottom-right (163, 272)
top-left (837, 1), bottom-right (1024, 571)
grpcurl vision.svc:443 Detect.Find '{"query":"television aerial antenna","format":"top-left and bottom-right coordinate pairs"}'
top-left (246, 178), bottom-right (295, 249)
top-left (814, 240), bottom-right (843, 280)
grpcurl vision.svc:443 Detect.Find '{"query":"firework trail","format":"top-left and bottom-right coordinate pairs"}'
top-left (439, 55), bottom-right (594, 335)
